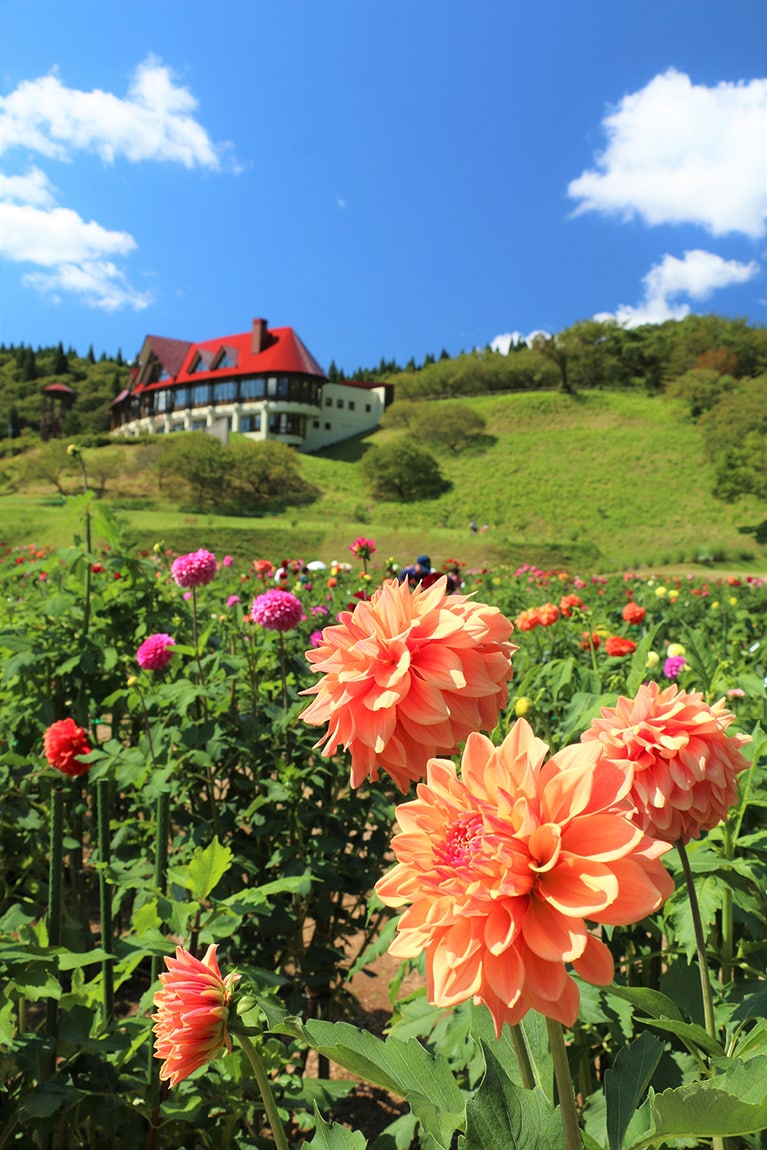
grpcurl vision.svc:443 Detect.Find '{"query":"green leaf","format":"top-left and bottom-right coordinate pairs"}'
top-left (637, 1056), bottom-right (767, 1145)
top-left (605, 1031), bottom-right (664, 1150)
top-left (463, 1044), bottom-right (564, 1150)
top-left (626, 624), bottom-right (662, 695)
top-left (603, 984), bottom-right (684, 1023)
top-left (169, 836), bottom-right (233, 900)
top-left (308, 1108), bottom-right (369, 1148)
top-left (20, 1080), bottom-right (84, 1119)
top-left (635, 1016), bottom-right (724, 1059)
top-left (302, 1019), bottom-right (464, 1145)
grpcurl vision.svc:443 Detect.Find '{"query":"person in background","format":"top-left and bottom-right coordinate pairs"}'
top-left (469, 520), bottom-right (478, 535)
top-left (397, 554), bottom-right (432, 589)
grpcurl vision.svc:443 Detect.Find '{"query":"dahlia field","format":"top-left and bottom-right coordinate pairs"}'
top-left (1, 521), bottom-right (767, 1149)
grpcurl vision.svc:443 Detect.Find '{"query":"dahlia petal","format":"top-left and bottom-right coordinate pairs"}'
top-left (595, 857), bottom-right (674, 925)
top-left (537, 857), bottom-right (619, 916)
top-left (561, 813), bottom-right (644, 861)
top-left (523, 896), bottom-right (588, 962)
top-left (571, 934), bottom-right (615, 985)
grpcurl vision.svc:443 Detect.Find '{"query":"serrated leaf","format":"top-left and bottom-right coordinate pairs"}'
top-left (308, 1108), bottom-right (369, 1148)
top-left (170, 836), bottom-right (233, 900)
top-left (302, 1019), bottom-right (464, 1144)
top-left (639, 1056), bottom-right (767, 1145)
top-left (605, 1031), bottom-right (664, 1150)
top-left (463, 1044), bottom-right (564, 1150)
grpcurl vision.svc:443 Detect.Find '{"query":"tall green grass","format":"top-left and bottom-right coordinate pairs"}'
top-left (2, 390), bottom-right (765, 572)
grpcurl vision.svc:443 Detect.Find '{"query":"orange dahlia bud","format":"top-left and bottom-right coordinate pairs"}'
top-left (152, 944), bottom-right (240, 1087)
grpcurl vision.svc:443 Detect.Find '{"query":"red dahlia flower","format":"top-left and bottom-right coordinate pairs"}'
top-left (43, 719), bottom-right (92, 778)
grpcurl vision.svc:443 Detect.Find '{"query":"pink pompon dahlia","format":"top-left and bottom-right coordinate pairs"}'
top-left (581, 682), bottom-right (751, 844)
top-left (349, 536), bottom-right (376, 560)
top-left (375, 720), bottom-right (673, 1034)
top-left (152, 944), bottom-right (240, 1087)
top-left (43, 718), bottom-right (92, 778)
top-left (300, 576), bottom-right (517, 792)
top-left (136, 633), bottom-right (176, 671)
top-left (171, 549), bottom-right (217, 589)
top-left (251, 588), bottom-right (304, 632)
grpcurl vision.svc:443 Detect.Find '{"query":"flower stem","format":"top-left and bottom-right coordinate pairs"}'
top-left (509, 1023), bottom-right (536, 1090)
top-left (96, 779), bottom-right (114, 1023)
top-left (279, 632), bottom-right (291, 760)
top-left (676, 839), bottom-right (717, 1042)
top-left (545, 1017), bottom-right (581, 1150)
top-left (235, 1031), bottom-right (291, 1150)
top-left (148, 791), bottom-right (170, 1078)
top-left (46, 785), bottom-right (65, 1043)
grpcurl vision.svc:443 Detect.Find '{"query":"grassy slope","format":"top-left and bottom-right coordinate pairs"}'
top-left (2, 390), bottom-right (765, 573)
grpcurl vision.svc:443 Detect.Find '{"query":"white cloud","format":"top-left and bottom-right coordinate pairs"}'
top-left (597, 249), bottom-right (759, 328)
top-left (0, 202), bottom-right (136, 265)
top-left (0, 55), bottom-right (228, 169)
top-left (489, 330), bottom-right (549, 354)
top-left (22, 262), bottom-right (152, 313)
top-left (568, 70), bottom-right (767, 238)
top-left (0, 55), bottom-right (235, 310)
top-left (0, 166), bottom-right (57, 207)
top-left (0, 201), bottom-right (151, 311)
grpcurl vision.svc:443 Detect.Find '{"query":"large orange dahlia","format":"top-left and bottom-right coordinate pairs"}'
top-left (300, 576), bottom-right (516, 791)
top-left (375, 721), bottom-right (673, 1034)
top-left (581, 682), bottom-right (750, 844)
top-left (152, 944), bottom-right (240, 1087)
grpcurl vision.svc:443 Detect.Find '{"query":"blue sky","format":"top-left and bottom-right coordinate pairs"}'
top-left (1, 0), bottom-right (765, 373)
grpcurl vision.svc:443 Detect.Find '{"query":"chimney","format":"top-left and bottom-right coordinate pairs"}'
top-left (252, 318), bottom-right (268, 353)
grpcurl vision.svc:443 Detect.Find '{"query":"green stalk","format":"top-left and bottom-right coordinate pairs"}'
top-left (279, 633), bottom-right (291, 760)
top-left (545, 1017), bottom-right (582, 1150)
top-left (46, 785), bottom-right (65, 1043)
top-left (148, 791), bottom-right (170, 1078)
top-left (509, 1023), bottom-right (536, 1090)
top-left (97, 779), bottom-right (114, 1023)
top-left (234, 1030), bottom-right (291, 1150)
top-left (676, 839), bottom-right (717, 1042)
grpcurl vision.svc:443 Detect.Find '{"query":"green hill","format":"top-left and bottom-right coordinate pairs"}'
top-left (2, 389), bottom-right (764, 573)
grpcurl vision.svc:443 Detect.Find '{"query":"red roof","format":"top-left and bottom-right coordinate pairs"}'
top-left (42, 382), bottom-right (76, 395)
top-left (135, 323), bottom-right (326, 395)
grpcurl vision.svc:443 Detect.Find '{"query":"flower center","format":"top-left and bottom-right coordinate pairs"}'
top-left (436, 811), bottom-right (485, 869)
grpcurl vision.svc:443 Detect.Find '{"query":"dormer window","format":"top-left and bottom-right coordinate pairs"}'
top-left (213, 347), bottom-right (238, 370)
top-left (189, 351), bottom-right (214, 373)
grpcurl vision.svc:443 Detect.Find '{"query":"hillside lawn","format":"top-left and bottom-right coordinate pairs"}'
top-left (2, 390), bottom-right (765, 574)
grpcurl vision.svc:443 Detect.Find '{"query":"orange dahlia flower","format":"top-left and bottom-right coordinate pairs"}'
top-left (537, 601), bottom-right (560, 626)
top-left (605, 635), bottom-right (636, 657)
top-left (152, 944), bottom-right (240, 1087)
top-left (514, 608), bottom-right (540, 632)
top-left (581, 682), bottom-right (751, 844)
top-left (375, 721), bottom-right (673, 1034)
top-left (300, 576), bottom-right (517, 791)
top-left (622, 602), bottom-right (646, 625)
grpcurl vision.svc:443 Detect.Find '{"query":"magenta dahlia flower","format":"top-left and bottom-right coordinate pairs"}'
top-left (251, 589), bottom-right (304, 632)
top-left (137, 633), bottom-right (176, 670)
top-left (663, 655), bottom-right (687, 680)
top-left (171, 549), bottom-right (217, 589)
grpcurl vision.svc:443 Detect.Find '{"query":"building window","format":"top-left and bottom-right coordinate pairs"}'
top-left (336, 399), bottom-right (343, 408)
top-left (348, 401), bottom-right (355, 411)
top-left (268, 412), bottom-right (305, 436)
top-left (277, 377), bottom-right (289, 398)
top-left (156, 390), bottom-right (168, 413)
top-left (240, 414), bottom-right (262, 433)
top-left (365, 403), bottom-right (371, 412)
top-left (241, 377), bottom-right (266, 400)
top-left (213, 380), bottom-right (237, 403)
top-left (313, 420), bottom-right (320, 429)
top-left (190, 419), bottom-right (207, 431)
top-left (325, 397), bottom-right (332, 407)
top-left (175, 388), bottom-right (190, 408)
top-left (324, 422), bottom-right (331, 430)
top-left (214, 349), bottom-right (237, 370)
top-left (192, 384), bottom-right (210, 406)
top-left (266, 377), bottom-right (277, 398)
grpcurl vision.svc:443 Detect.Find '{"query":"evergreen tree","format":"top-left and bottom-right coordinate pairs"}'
top-left (87, 344), bottom-right (96, 364)
top-left (53, 342), bottom-right (69, 374)
top-left (439, 348), bottom-right (450, 360)
top-left (116, 348), bottom-right (124, 366)
top-left (327, 358), bottom-right (338, 382)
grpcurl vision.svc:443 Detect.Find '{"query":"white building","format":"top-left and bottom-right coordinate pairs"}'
top-left (111, 318), bottom-right (391, 452)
